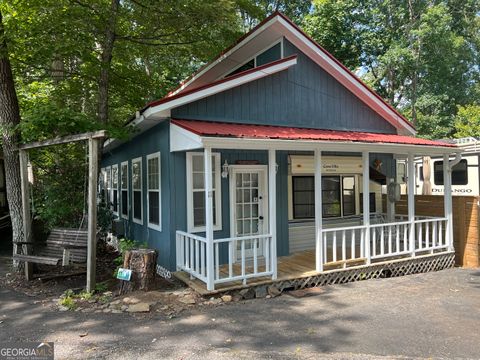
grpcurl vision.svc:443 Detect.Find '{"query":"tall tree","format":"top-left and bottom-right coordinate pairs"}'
top-left (304, 0), bottom-right (480, 139)
top-left (1, 0), bottom-right (242, 230)
top-left (0, 9), bottom-right (24, 263)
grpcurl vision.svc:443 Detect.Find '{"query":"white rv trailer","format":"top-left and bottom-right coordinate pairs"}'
top-left (406, 137), bottom-right (479, 196)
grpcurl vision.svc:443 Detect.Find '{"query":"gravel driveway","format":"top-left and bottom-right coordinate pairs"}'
top-left (1, 261), bottom-right (479, 359)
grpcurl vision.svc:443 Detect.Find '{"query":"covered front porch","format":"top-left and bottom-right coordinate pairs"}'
top-left (171, 120), bottom-right (460, 292)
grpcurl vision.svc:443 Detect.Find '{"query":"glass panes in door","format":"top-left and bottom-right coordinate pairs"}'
top-left (235, 172), bottom-right (260, 236)
top-left (232, 169), bottom-right (265, 259)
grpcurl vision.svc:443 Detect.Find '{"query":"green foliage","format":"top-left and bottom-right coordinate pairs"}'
top-left (97, 201), bottom-right (114, 239)
top-left (454, 105), bottom-right (480, 138)
top-left (58, 289), bottom-right (77, 310)
top-left (94, 282), bottom-right (109, 293)
top-left (78, 290), bottom-right (94, 301)
top-left (118, 237), bottom-right (147, 253)
top-left (304, 0), bottom-right (480, 138)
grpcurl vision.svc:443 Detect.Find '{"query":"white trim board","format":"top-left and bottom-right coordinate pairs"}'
top-left (186, 152), bottom-right (222, 233)
top-left (146, 152), bottom-right (162, 231)
top-left (131, 157), bottom-right (143, 225)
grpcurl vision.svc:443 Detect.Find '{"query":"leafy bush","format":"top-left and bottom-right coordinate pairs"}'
top-left (58, 289), bottom-right (77, 310)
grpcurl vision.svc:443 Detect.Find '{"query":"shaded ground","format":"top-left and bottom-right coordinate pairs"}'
top-left (0, 257), bottom-right (479, 359)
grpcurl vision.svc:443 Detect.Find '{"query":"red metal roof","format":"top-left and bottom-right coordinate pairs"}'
top-left (171, 119), bottom-right (456, 148)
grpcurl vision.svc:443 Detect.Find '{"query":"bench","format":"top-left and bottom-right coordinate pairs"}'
top-left (13, 228), bottom-right (88, 279)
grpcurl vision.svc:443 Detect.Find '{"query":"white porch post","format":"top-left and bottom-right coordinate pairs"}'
top-left (204, 147), bottom-right (215, 291)
top-left (443, 154), bottom-right (453, 251)
top-left (362, 151), bottom-right (371, 264)
top-left (314, 148), bottom-right (323, 272)
top-left (407, 152), bottom-right (416, 256)
top-left (268, 149), bottom-right (277, 279)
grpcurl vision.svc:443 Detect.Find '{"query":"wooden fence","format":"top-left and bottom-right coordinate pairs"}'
top-left (388, 195), bottom-right (480, 268)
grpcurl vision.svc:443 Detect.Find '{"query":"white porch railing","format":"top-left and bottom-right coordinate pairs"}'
top-left (176, 216), bottom-right (451, 289)
top-left (213, 234), bottom-right (273, 285)
top-left (176, 231), bottom-right (273, 286)
top-left (176, 231), bottom-right (208, 283)
top-left (321, 216), bottom-right (449, 265)
top-left (321, 225), bottom-right (366, 267)
top-left (414, 217), bottom-right (448, 252)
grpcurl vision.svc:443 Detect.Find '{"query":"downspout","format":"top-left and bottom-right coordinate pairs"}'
top-left (448, 152), bottom-right (462, 169)
top-left (445, 151), bottom-right (462, 254)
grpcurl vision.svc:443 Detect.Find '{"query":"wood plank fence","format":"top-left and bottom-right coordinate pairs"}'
top-left (387, 195), bottom-right (480, 268)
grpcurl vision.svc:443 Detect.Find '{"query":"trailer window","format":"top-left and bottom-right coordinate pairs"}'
top-left (433, 159), bottom-right (468, 185)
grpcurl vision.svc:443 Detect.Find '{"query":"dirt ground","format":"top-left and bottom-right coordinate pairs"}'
top-left (1, 254), bottom-right (479, 359)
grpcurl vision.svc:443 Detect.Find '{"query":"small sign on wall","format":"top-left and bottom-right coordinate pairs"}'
top-left (117, 268), bottom-right (132, 281)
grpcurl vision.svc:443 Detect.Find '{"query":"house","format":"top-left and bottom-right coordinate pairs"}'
top-left (101, 12), bottom-right (461, 293)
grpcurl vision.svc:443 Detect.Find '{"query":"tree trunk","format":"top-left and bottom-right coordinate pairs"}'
top-left (120, 249), bottom-right (157, 294)
top-left (0, 11), bottom-right (25, 269)
top-left (97, 0), bottom-right (119, 126)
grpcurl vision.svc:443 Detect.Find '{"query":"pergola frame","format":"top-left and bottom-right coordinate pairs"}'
top-left (17, 130), bottom-right (106, 292)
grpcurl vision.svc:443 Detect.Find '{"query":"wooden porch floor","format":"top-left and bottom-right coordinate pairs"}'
top-left (174, 249), bottom-right (365, 295)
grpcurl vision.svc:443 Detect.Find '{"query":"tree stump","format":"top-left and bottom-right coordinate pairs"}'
top-left (120, 249), bottom-right (157, 294)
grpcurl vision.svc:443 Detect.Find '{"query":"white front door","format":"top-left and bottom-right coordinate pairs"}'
top-left (230, 166), bottom-right (268, 259)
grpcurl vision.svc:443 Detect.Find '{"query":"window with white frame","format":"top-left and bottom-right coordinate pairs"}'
top-left (132, 157), bottom-right (143, 223)
top-left (147, 152), bottom-right (161, 230)
top-left (105, 166), bottom-right (112, 207)
top-left (120, 161), bottom-right (129, 219)
top-left (112, 164), bottom-right (119, 215)
top-left (100, 168), bottom-right (106, 202)
top-left (186, 152), bottom-right (221, 232)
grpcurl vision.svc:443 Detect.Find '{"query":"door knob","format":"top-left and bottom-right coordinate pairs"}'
top-left (259, 216), bottom-right (264, 220)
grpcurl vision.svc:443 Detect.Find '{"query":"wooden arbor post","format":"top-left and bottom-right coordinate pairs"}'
top-left (18, 131), bottom-right (106, 291)
top-left (86, 137), bottom-right (100, 292)
top-left (19, 149), bottom-right (32, 280)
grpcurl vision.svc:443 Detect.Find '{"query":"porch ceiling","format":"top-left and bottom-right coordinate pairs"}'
top-left (170, 119), bottom-right (460, 156)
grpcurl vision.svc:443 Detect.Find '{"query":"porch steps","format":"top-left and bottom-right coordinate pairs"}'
top-left (174, 251), bottom-right (455, 296)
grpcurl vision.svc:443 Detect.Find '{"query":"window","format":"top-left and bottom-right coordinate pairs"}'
top-left (186, 152), bottom-right (221, 232)
top-left (433, 159), bottom-right (468, 185)
top-left (147, 152), bottom-right (161, 230)
top-left (112, 164), bottom-right (119, 215)
top-left (342, 177), bottom-right (355, 216)
top-left (100, 168), bottom-right (106, 202)
top-left (292, 176), bottom-right (315, 218)
top-left (360, 193), bottom-right (377, 213)
top-left (105, 166), bottom-right (112, 207)
top-left (322, 177), bottom-right (341, 217)
top-left (397, 163), bottom-right (406, 184)
top-left (132, 157), bottom-right (143, 224)
top-left (121, 161), bottom-right (129, 219)
top-left (292, 175), bottom-right (355, 219)
top-left (225, 41), bottom-right (282, 78)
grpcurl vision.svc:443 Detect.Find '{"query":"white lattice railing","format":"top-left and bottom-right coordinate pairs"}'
top-left (175, 231), bottom-right (208, 283)
top-left (213, 234), bottom-right (273, 285)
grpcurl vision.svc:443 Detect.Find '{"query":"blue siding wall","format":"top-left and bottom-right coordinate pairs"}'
top-left (172, 39), bottom-right (396, 134)
top-left (101, 121), bottom-right (173, 269)
top-left (170, 149), bottom-right (289, 264)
